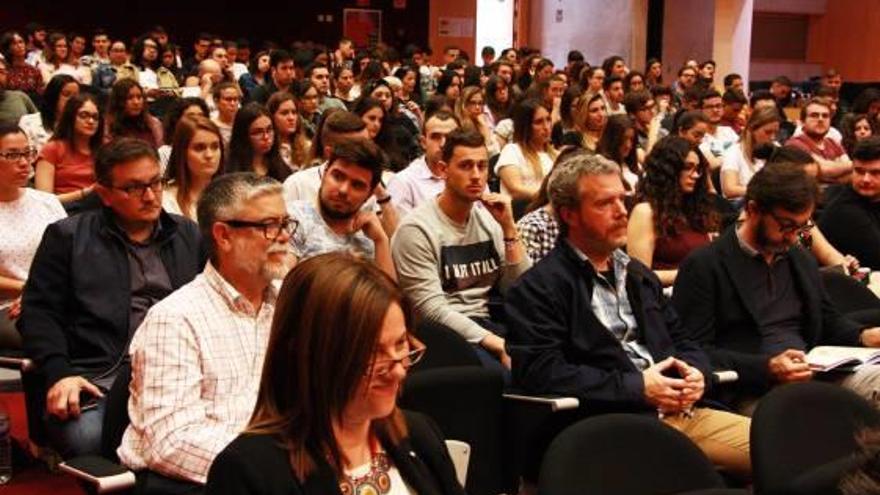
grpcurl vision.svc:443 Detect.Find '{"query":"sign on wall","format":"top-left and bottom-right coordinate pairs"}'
top-left (438, 17), bottom-right (475, 37)
top-left (343, 8), bottom-right (382, 48)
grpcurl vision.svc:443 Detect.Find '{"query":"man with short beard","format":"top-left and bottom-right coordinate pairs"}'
top-left (119, 172), bottom-right (295, 489)
top-left (287, 139), bottom-right (396, 279)
top-left (786, 99), bottom-right (851, 184)
top-left (820, 136), bottom-right (880, 270)
top-left (673, 164), bottom-right (880, 412)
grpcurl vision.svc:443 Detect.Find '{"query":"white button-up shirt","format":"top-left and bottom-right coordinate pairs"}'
top-left (387, 156), bottom-right (446, 219)
top-left (118, 262), bottom-right (276, 483)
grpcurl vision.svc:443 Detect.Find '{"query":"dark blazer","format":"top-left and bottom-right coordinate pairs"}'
top-left (19, 208), bottom-right (203, 388)
top-left (672, 228), bottom-right (863, 395)
top-left (204, 411), bottom-right (466, 495)
top-left (819, 185), bottom-right (880, 271)
top-left (505, 243), bottom-right (712, 413)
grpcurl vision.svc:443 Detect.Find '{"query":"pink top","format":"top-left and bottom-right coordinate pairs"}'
top-left (38, 140), bottom-right (96, 193)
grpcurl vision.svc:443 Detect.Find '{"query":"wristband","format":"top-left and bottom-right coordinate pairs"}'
top-left (503, 235), bottom-right (520, 248)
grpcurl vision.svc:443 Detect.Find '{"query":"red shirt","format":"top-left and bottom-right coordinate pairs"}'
top-left (38, 140), bottom-right (96, 193)
top-left (786, 134), bottom-right (848, 161)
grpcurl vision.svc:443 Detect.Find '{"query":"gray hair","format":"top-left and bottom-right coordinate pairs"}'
top-left (197, 172), bottom-right (283, 262)
top-left (547, 151), bottom-right (620, 235)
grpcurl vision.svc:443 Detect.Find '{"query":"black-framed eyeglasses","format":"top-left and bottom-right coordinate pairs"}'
top-left (222, 217), bottom-right (298, 241)
top-left (368, 345), bottom-right (427, 377)
top-left (108, 177), bottom-right (164, 198)
top-left (0, 147), bottom-right (38, 161)
top-left (767, 210), bottom-right (815, 235)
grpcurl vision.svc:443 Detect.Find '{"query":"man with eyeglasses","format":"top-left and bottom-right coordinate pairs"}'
top-left (119, 172), bottom-right (294, 490)
top-left (820, 136), bottom-right (880, 271)
top-left (673, 163), bottom-right (880, 412)
top-left (697, 89), bottom-right (739, 171)
top-left (19, 138), bottom-right (203, 459)
top-left (624, 90), bottom-right (666, 155)
top-left (786, 98), bottom-right (851, 183)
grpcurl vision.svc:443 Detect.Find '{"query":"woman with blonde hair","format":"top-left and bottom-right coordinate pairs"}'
top-left (567, 92), bottom-right (607, 151)
top-left (163, 115), bottom-right (225, 220)
top-left (455, 85), bottom-right (499, 155)
top-left (720, 105), bottom-right (780, 200)
top-left (206, 253), bottom-right (464, 495)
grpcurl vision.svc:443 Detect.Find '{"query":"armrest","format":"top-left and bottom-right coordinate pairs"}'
top-left (59, 456), bottom-right (136, 493)
top-left (445, 440), bottom-right (470, 487)
top-left (0, 356), bottom-right (33, 372)
top-left (712, 370), bottom-right (739, 384)
top-left (503, 393), bottom-right (580, 412)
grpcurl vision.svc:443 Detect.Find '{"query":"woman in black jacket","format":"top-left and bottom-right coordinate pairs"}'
top-left (206, 253), bottom-right (465, 495)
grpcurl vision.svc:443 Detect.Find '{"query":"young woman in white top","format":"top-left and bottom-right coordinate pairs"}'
top-left (495, 99), bottom-right (557, 202)
top-left (720, 106), bottom-right (780, 200)
top-left (38, 33), bottom-right (90, 86)
top-left (162, 115), bottom-right (224, 221)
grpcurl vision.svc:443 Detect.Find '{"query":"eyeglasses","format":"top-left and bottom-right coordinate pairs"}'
top-left (767, 210), bottom-right (815, 235)
top-left (806, 112), bottom-right (830, 120)
top-left (109, 177), bottom-right (164, 198)
top-left (368, 345), bottom-right (427, 377)
top-left (222, 217), bottom-right (298, 241)
top-left (0, 147), bottom-right (37, 161)
top-left (249, 126), bottom-right (274, 137)
top-left (702, 103), bottom-right (723, 110)
top-left (76, 111), bottom-right (100, 122)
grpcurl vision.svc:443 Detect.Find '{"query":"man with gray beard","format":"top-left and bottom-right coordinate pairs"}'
top-left (118, 172), bottom-right (296, 491)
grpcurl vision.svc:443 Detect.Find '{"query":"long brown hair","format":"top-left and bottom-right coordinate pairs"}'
top-left (247, 253), bottom-right (412, 480)
top-left (739, 106), bottom-right (780, 168)
top-left (164, 115), bottom-right (225, 219)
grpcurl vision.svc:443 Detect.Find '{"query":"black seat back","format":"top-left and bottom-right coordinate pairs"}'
top-left (101, 362), bottom-right (132, 461)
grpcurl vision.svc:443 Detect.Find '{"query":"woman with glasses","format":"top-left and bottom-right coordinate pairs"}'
top-left (455, 85), bottom-right (499, 155)
top-left (206, 252), bottom-right (464, 495)
top-left (38, 33), bottom-right (90, 86)
top-left (211, 81), bottom-right (242, 147)
top-left (0, 123), bottom-right (66, 349)
top-left (131, 35), bottom-right (179, 103)
top-left (228, 102), bottom-right (290, 182)
top-left (35, 93), bottom-right (104, 204)
top-left (163, 115), bottom-right (225, 220)
top-left (627, 136), bottom-right (720, 286)
top-left (104, 78), bottom-right (163, 148)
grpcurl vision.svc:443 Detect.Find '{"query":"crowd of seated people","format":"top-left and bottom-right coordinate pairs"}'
top-left (5, 19), bottom-right (880, 494)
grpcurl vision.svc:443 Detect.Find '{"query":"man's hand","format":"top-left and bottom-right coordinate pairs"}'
top-left (480, 192), bottom-right (515, 233)
top-left (643, 357), bottom-right (689, 413)
top-left (768, 349), bottom-right (813, 383)
top-left (672, 359), bottom-right (705, 408)
top-left (860, 327), bottom-right (880, 347)
top-left (46, 376), bottom-right (104, 421)
top-left (351, 211), bottom-right (388, 244)
top-left (7, 297), bottom-right (22, 320)
top-left (480, 333), bottom-right (511, 369)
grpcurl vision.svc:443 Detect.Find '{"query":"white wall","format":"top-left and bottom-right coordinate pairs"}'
top-left (475, 0), bottom-right (515, 61)
top-left (529, 0), bottom-right (644, 68)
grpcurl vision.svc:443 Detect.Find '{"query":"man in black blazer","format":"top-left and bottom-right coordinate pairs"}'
top-left (673, 163), bottom-right (880, 410)
top-left (506, 150), bottom-right (751, 480)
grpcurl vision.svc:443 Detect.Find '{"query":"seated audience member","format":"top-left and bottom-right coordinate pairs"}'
top-left (495, 99), bottom-right (557, 202)
top-left (435, 70), bottom-right (462, 108)
top-left (485, 75), bottom-right (513, 129)
top-left (118, 172), bottom-right (293, 489)
top-left (206, 253), bottom-right (465, 495)
top-left (564, 92), bottom-right (606, 151)
top-left (92, 40), bottom-right (138, 97)
top-left (353, 96), bottom-right (385, 143)
top-left (333, 65), bottom-right (358, 108)
top-left (0, 31), bottom-right (44, 99)
top-left (35, 93), bottom-right (103, 204)
top-left (392, 129), bottom-right (531, 374)
top-left (247, 50), bottom-right (295, 105)
top-left (267, 91), bottom-right (310, 172)
top-left (0, 58), bottom-right (38, 126)
top-left (19, 138), bottom-right (203, 458)
top-left (18, 74), bottom-right (78, 152)
top-left (182, 59), bottom-right (223, 107)
top-left (287, 139), bottom-right (395, 278)
top-left (793, 90), bottom-right (844, 143)
top-left (603, 75), bottom-right (626, 116)
top-left (131, 35), bottom-right (178, 103)
top-left (597, 114), bottom-right (641, 195)
top-left (720, 89), bottom-right (747, 134)
top-left (455, 85), bottom-right (498, 155)
top-left (698, 89), bottom-right (739, 170)
top-left (820, 136), bottom-right (880, 270)
top-left (238, 50), bottom-right (269, 101)
top-left (841, 113), bottom-right (874, 157)
top-left (158, 97), bottom-right (210, 172)
top-left (39, 33), bottom-right (90, 86)
top-left (210, 81), bottom-right (241, 147)
top-left (0, 124), bottom-right (66, 348)
top-left (362, 79), bottom-right (421, 172)
top-left (720, 106), bottom-right (780, 200)
top-left (786, 98), bottom-right (851, 183)
top-left (227, 102), bottom-right (290, 182)
top-left (628, 137), bottom-right (719, 286)
top-left (282, 111), bottom-right (398, 235)
top-left (104, 78), bottom-right (163, 148)
top-left (305, 62), bottom-right (347, 113)
top-left (387, 110), bottom-right (460, 218)
top-left (163, 115), bottom-right (225, 220)
top-left (673, 164), bottom-right (880, 411)
top-left (505, 150), bottom-right (751, 480)
top-left (624, 90), bottom-right (665, 159)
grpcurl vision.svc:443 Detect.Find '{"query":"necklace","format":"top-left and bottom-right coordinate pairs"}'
top-left (338, 452), bottom-right (392, 495)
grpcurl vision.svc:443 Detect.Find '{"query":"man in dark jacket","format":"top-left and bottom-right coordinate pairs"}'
top-left (506, 150), bottom-right (750, 480)
top-left (820, 136), bottom-right (880, 270)
top-left (246, 50), bottom-right (295, 105)
top-left (674, 163), bottom-right (880, 411)
top-left (19, 138), bottom-right (203, 458)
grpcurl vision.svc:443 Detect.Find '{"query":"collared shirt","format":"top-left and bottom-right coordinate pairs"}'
top-left (567, 242), bottom-right (654, 370)
top-left (387, 156), bottom-right (445, 218)
top-left (122, 225), bottom-right (173, 339)
top-left (118, 262), bottom-right (277, 483)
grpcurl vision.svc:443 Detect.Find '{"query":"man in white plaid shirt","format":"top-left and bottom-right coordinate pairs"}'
top-left (118, 172), bottom-right (296, 490)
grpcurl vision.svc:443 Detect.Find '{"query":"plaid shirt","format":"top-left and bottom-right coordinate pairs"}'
top-left (118, 262), bottom-right (276, 483)
top-left (517, 207), bottom-right (559, 264)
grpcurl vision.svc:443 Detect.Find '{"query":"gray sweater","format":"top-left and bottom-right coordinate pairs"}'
top-left (391, 199), bottom-right (531, 342)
